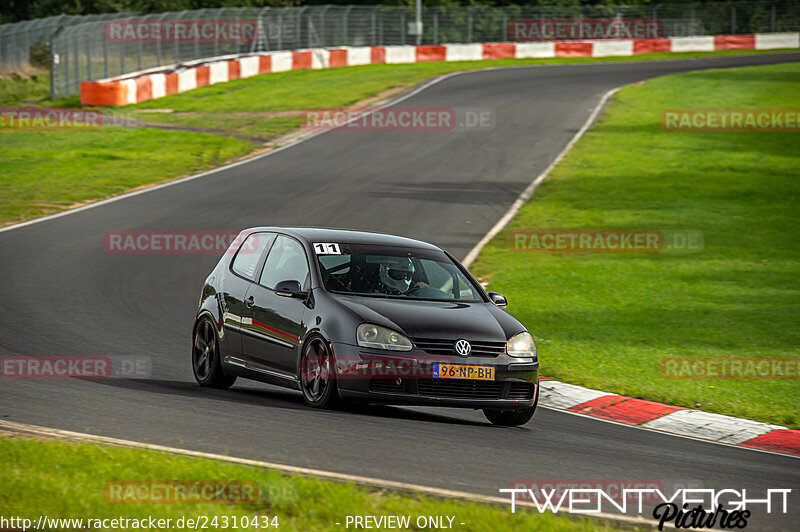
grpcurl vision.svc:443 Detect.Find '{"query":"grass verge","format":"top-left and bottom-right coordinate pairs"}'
top-left (470, 62), bottom-right (800, 428)
top-left (0, 48), bottom-right (794, 226)
top-left (0, 434), bottom-right (631, 531)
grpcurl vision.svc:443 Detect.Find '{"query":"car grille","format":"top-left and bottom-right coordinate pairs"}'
top-left (411, 337), bottom-right (506, 357)
top-left (417, 379), bottom-right (504, 399)
top-left (368, 379), bottom-right (405, 394)
top-left (507, 382), bottom-right (536, 400)
top-left (368, 379), bottom-right (536, 401)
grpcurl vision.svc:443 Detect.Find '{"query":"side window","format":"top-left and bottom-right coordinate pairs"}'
top-left (231, 233), bottom-right (272, 280)
top-left (260, 235), bottom-right (310, 290)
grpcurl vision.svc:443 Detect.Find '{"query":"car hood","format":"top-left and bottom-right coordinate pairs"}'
top-left (333, 295), bottom-right (523, 342)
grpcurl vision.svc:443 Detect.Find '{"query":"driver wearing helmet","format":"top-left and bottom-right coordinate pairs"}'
top-left (376, 257), bottom-right (427, 295)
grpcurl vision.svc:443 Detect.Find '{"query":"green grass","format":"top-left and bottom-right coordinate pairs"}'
top-left (0, 73), bottom-right (51, 105)
top-left (470, 62), bottom-right (800, 428)
top-left (0, 436), bottom-right (631, 531)
top-left (0, 48), bottom-right (792, 226)
top-left (0, 128), bottom-right (251, 225)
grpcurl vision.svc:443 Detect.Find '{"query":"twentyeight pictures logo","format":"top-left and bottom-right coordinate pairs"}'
top-left (500, 486), bottom-right (792, 531)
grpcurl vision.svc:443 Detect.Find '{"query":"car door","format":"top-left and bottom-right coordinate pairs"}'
top-left (219, 232), bottom-right (274, 359)
top-left (241, 235), bottom-right (311, 376)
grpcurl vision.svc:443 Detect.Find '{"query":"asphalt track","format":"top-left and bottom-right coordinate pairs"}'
top-left (1, 53), bottom-right (799, 530)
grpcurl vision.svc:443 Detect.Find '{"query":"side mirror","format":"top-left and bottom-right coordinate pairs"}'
top-left (487, 292), bottom-right (507, 309)
top-left (274, 280), bottom-right (307, 299)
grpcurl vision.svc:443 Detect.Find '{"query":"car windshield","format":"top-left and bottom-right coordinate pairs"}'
top-left (316, 244), bottom-right (483, 302)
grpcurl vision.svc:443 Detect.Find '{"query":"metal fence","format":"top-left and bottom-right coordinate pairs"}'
top-left (0, 13), bottom-right (135, 76)
top-left (0, 2), bottom-right (797, 98)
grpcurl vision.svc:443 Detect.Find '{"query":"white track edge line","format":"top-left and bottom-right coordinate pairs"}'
top-left (0, 419), bottom-right (656, 529)
top-left (461, 85), bottom-right (619, 267)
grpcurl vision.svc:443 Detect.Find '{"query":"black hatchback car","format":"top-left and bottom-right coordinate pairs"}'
top-left (192, 227), bottom-right (539, 426)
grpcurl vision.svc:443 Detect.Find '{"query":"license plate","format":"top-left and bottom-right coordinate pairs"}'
top-left (433, 364), bottom-right (495, 381)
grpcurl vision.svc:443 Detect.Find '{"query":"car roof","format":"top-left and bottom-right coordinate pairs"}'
top-left (243, 227), bottom-right (443, 251)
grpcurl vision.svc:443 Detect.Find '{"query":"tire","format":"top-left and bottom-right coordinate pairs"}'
top-left (299, 336), bottom-right (340, 409)
top-left (483, 384), bottom-right (539, 426)
top-left (192, 316), bottom-right (237, 389)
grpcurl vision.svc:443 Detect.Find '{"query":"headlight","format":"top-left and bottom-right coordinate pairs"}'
top-left (357, 324), bottom-right (413, 351)
top-left (506, 332), bottom-right (536, 358)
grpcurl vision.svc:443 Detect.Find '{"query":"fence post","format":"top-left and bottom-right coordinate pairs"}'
top-left (155, 12), bottom-right (167, 66)
top-left (120, 26), bottom-right (124, 75)
top-left (86, 28), bottom-right (92, 81)
top-left (216, 8), bottom-right (225, 57)
top-left (320, 5), bottom-right (332, 47)
top-left (137, 24), bottom-right (142, 71)
top-left (731, 5), bottom-right (736, 34)
top-left (467, 7), bottom-right (473, 43)
top-left (254, 7), bottom-right (269, 52)
top-left (277, 9), bottom-right (283, 50)
top-left (401, 12), bottom-right (406, 45)
top-left (49, 26), bottom-right (63, 99)
top-left (373, 7), bottom-right (379, 46)
top-left (433, 8), bottom-right (439, 45)
top-left (73, 32), bottom-right (80, 94)
top-left (502, 7), bottom-right (508, 42)
top-left (174, 12), bottom-right (180, 64)
top-left (0, 27), bottom-right (5, 76)
top-left (103, 21), bottom-right (109, 77)
top-left (236, 7), bottom-right (245, 54)
top-left (306, 6), bottom-right (313, 48)
top-left (296, 7), bottom-right (303, 49)
top-left (771, 3), bottom-right (777, 32)
top-left (344, 5), bottom-right (354, 46)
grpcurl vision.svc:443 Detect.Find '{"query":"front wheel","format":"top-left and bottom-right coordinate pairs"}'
top-left (299, 336), bottom-right (340, 408)
top-left (483, 385), bottom-right (538, 426)
top-left (192, 317), bottom-right (236, 389)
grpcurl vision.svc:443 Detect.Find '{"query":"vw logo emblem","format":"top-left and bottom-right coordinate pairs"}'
top-left (454, 339), bottom-right (471, 357)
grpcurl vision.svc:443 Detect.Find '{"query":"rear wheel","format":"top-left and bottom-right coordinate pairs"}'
top-left (300, 336), bottom-right (340, 408)
top-left (192, 317), bottom-right (236, 389)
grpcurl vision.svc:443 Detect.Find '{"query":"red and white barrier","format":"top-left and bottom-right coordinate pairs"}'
top-left (80, 32), bottom-right (799, 106)
top-left (539, 378), bottom-right (800, 457)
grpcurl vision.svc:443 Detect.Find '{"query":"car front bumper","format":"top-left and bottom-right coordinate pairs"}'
top-left (330, 342), bottom-right (538, 409)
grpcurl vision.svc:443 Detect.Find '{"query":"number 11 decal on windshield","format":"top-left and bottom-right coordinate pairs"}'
top-left (314, 243), bottom-right (341, 255)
